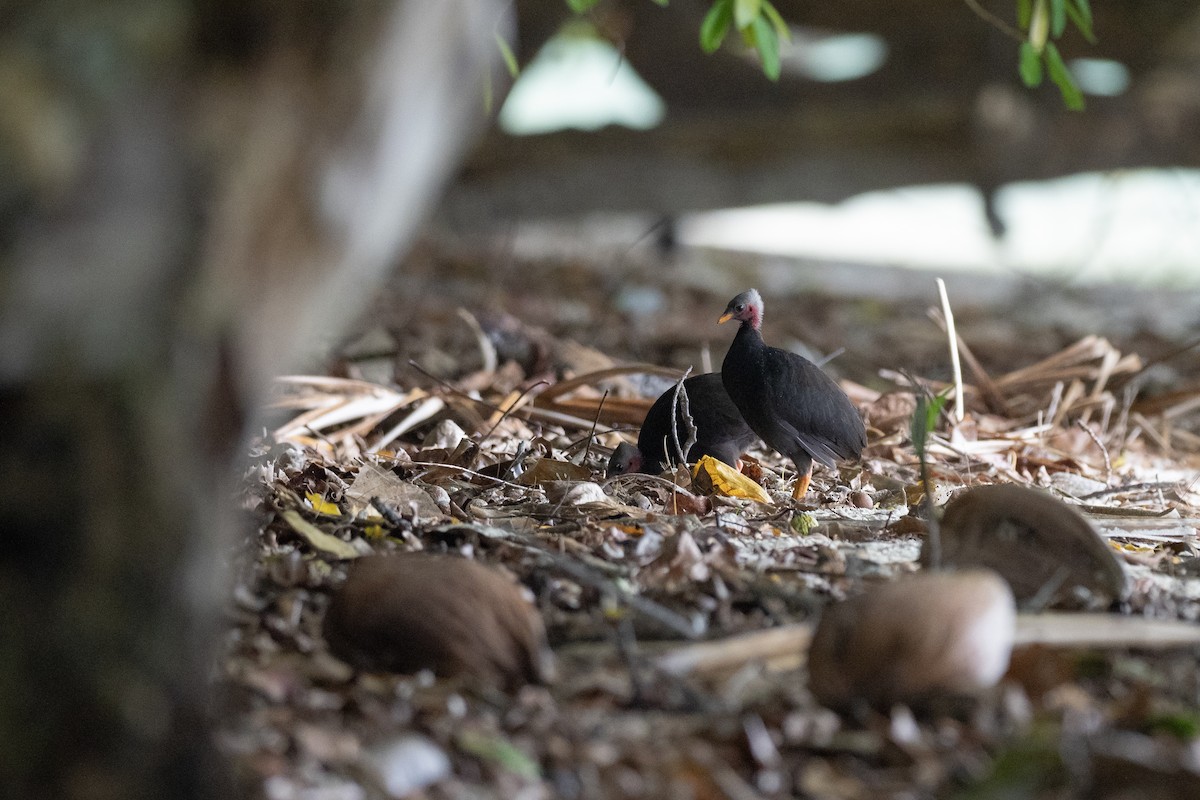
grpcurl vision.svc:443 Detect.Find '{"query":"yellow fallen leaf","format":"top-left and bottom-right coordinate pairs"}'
top-left (281, 510), bottom-right (360, 560)
top-left (363, 523), bottom-right (385, 540)
top-left (306, 492), bottom-right (340, 516)
top-left (1110, 541), bottom-right (1155, 553)
top-left (692, 456), bottom-right (771, 503)
top-left (904, 481), bottom-right (936, 505)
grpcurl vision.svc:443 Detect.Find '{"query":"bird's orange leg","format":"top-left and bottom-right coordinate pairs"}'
top-left (792, 466), bottom-right (813, 500)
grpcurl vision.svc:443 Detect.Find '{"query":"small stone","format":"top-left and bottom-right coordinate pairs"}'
top-left (422, 419), bottom-right (466, 451)
top-left (545, 481), bottom-right (610, 506)
top-left (364, 735), bottom-right (452, 798)
top-left (849, 490), bottom-right (874, 509)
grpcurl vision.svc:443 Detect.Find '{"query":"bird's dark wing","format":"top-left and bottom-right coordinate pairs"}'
top-left (757, 345), bottom-right (865, 464)
top-left (767, 415), bottom-right (841, 468)
top-left (686, 373), bottom-right (754, 446)
top-left (642, 373), bottom-right (756, 469)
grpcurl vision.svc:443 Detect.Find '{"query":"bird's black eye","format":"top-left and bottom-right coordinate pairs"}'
top-left (735, 304), bottom-right (745, 312)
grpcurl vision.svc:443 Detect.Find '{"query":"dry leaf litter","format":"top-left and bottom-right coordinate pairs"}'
top-left (216, 246), bottom-right (1200, 800)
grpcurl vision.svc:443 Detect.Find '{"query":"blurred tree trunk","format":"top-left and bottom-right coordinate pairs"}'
top-left (0, 1), bottom-right (504, 796)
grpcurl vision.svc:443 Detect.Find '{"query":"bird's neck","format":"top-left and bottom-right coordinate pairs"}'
top-left (736, 320), bottom-right (764, 347)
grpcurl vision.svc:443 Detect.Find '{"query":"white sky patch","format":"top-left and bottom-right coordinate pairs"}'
top-left (1069, 58), bottom-right (1131, 96)
top-left (499, 35), bottom-right (665, 135)
top-left (679, 170), bottom-right (1200, 286)
top-left (782, 31), bottom-right (888, 82)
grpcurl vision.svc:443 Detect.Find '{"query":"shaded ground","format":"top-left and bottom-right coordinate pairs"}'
top-left (215, 235), bottom-right (1200, 799)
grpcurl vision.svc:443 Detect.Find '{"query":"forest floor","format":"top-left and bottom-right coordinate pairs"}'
top-left (213, 229), bottom-right (1200, 800)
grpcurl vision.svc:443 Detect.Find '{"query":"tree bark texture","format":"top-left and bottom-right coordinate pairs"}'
top-left (0, 1), bottom-right (504, 796)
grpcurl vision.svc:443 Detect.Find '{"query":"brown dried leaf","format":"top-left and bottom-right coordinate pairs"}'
top-left (280, 510), bottom-right (360, 560)
top-left (517, 458), bottom-right (593, 486)
top-left (344, 462), bottom-right (442, 519)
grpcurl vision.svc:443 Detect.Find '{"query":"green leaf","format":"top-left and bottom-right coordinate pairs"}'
top-left (456, 730), bottom-right (541, 779)
top-left (910, 390), bottom-right (950, 457)
top-left (1044, 42), bottom-right (1085, 110)
top-left (1029, 0), bottom-right (1049, 50)
top-left (929, 391), bottom-right (950, 431)
top-left (1071, 0), bottom-right (1092, 29)
top-left (790, 512), bottom-right (817, 536)
top-left (751, 15), bottom-right (781, 80)
top-left (910, 402), bottom-right (928, 457)
top-left (1147, 712), bottom-right (1200, 741)
top-left (734, 0), bottom-right (762, 30)
top-left (761, 1), bottom-right (791, 41)
top-left (494, 32), bottom-right (519, 79)
top-left (700, 0), bottom-right (734, 54)
top-left (1065, 2), bottom-right (1096, 43)
top-left (1018, 41), bottom-right (1044, 86)
top-left (1049, 0), bottom-right (1066, 38)
top-left (1017, 0), bottom-right (1033, 29)
top-left (564, 0), bottom-right (600, 12)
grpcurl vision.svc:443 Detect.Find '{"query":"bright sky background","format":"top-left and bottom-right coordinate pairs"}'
top-left (500, 32), bottom-right (1200, 288)
top-left (679, 172), bottom-right (1200, 286)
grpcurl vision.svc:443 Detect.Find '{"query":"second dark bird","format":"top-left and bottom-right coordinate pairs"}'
top-left (608, 372), bottom-right (758, 476)
top-left (718, 289), bottom-right (866, 499)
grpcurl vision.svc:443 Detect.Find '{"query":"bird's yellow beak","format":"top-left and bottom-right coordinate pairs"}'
top-left (718, 312), bottom-right (733, 324)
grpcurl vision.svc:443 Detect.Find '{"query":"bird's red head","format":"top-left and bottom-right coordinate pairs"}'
top-left (607, 442), bottom-right (644, 477)
top-left (718, 289), bottom-right (763, 330)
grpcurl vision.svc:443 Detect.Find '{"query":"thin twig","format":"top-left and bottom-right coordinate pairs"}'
top-left (581, 390), bottom-right (609, 466)
top-left (505, 529), bottom-right (702, 640)
top-left (369, 496), bottom-right (407, 527)
top-left (1025, 566), bottom-right (1071, 613)
top-left (406, 460), bottom-right (529, 491)
top-left (920, 454), bottom-right (940, 569)
top-left (668, 367), bottom-right (695, 467)
top-left (928, 308), bottom-right (1010, 414)
top-left (813, 347), bottom-right (845, 368)
top-left (410, 358), bottom-right (615, 435)
top-left (407, 359), bottom-right (508, 414)
top-left (1079, 480), bottom-right (1186, 501)
top-left (962, 0), bottom-right (1024, 42)
top-left (478, 380), bottom-right (551, 444)
top-left (936, 278), bottom-right (965, 422)
top-left (499, 440), bottom-right (529, 483)
top-left (456, 307), bottom-right (498, 374)
top-left (615, 617), bottom-right (650, 707)
top-left (1076, 419), bottom-right (1113, 485)
top-left (535, 363), bottom-right (684, 403)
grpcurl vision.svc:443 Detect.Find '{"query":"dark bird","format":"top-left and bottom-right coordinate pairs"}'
top-left (718, 289), bottom-right (866, 499)
top-left (607, 372), bottom-right (758, 476)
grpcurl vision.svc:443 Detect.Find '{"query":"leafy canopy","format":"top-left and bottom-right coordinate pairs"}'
top-left (564, 0), bottom-right (1094, 108)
